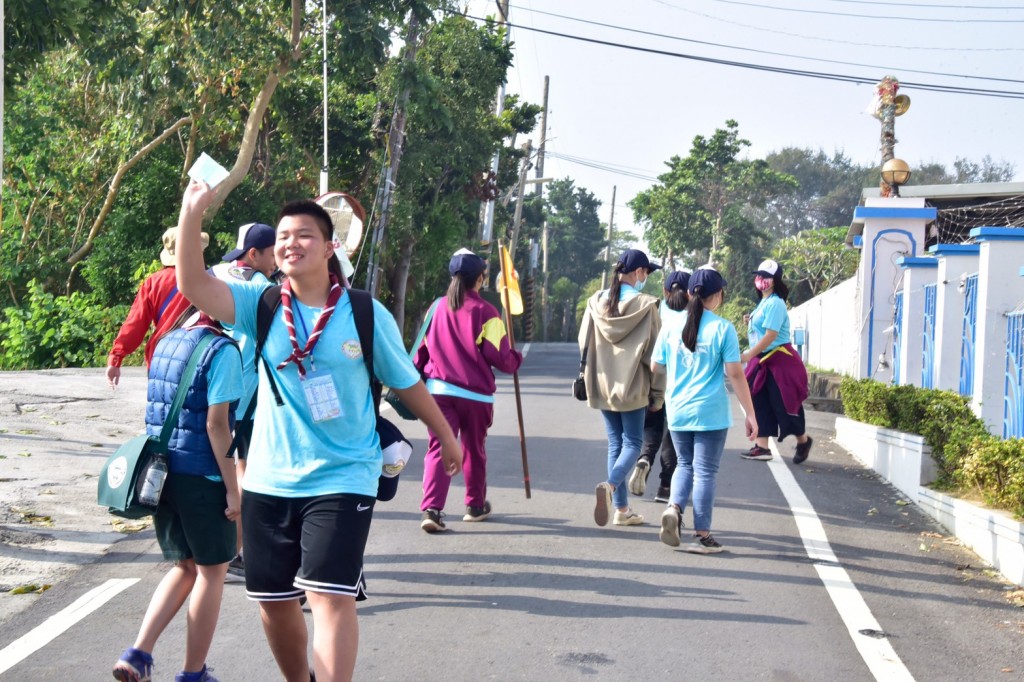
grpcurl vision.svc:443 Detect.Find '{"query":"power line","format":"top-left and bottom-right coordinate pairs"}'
top-left (460, 13), bottom-right (1024, 100)
top-left (512, 5), bottom-right (1024, 84)
top-left (828, 0), bottom-right (1024, 8)
top-left (545, 151), bottom-right (661, 182)
top-left (704, 0), bottom-right (1024, 22)
top-left (648, 0), bottom-right (1024, 51)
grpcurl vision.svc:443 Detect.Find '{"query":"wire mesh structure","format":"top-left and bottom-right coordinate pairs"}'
top-left (892, 291), bottom-right (904, 385)
top-left (922, 283), bottom-right (937, 389)
top-left (931, 196), bottom-right (1024, 245)
top-left (1004, 310), bottom-right (1024, 438)
top-left (959, 274), bottom-right (979, 397)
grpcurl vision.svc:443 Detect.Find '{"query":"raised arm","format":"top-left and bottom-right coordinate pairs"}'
top-left (176, 181), bottom-right (236, 325)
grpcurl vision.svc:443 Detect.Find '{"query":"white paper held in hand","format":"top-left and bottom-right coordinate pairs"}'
top-left (187, 152), bottom-right (230, 189)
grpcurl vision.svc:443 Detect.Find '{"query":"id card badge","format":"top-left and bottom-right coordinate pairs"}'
top-left (302, 370), bottom-right (342, 423)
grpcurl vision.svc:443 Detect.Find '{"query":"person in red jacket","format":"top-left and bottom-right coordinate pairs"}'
top-left (414, 248), bottom-right (523, 531)
top-left (106, 228), bottom-right (209, 388)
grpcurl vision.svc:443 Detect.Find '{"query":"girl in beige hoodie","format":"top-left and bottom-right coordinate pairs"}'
top-left (579, 249), bottom-right (666, 527)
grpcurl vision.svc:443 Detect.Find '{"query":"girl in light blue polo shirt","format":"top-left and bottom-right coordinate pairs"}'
top-left (652, 266), bottom-right (758, 554)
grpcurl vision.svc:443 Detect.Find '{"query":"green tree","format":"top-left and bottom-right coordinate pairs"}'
top-left (772, 226), bottom-right (859, 307)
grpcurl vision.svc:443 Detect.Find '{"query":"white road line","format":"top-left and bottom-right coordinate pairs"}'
top-left (0, 578), bottom-right (139, 675)
top-left (766, 442), bottom-right (915, 682)
top-left (521, 343), bottom-right (531, 359)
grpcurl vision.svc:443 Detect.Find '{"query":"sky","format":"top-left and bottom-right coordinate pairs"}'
top-left (461, 0), bottom-right (1024, 240)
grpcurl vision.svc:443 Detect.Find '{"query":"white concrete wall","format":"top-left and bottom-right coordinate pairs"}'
top-left (932, 252), bottom-right (980, 392)
top-left (897, 261), bottom-right (938, 386)
top-left (788, 276), bottom-right (857, 375)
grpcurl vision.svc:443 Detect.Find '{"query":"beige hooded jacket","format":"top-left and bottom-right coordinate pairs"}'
top-left (578, 290), bottom-right (665, 412)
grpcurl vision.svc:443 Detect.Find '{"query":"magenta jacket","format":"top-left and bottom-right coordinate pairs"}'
top-left (414, 290), bottom-right (523, 396)
top-left (744, 343), bottom-right (809, 416)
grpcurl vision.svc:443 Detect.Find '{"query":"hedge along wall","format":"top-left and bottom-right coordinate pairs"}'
top-left (839, 378), bottom-right (1024, 520)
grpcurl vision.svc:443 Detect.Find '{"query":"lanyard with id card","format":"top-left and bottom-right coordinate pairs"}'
top-left (296, 306), bottom-right (343, 423)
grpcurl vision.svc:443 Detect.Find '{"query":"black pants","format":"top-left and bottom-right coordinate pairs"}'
top-left (637, 407), bottom-right (677, 488)
top-left (752, 370), bottom-right (806, 441)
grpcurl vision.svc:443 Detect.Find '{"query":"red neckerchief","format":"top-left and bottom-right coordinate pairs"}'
top-left (276, 274), bottom-right (342, 378)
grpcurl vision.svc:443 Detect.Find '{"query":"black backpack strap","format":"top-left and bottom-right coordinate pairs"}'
top-left (255, 285), bottom-right (284, 407)
top-left (347, 288), bottom-right (381, 415)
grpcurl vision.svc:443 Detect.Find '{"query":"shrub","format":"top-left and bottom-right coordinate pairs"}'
top-left (960, 438), bottom-right (1024, 519)
top-left (0, 280), bottom-right (128, 369)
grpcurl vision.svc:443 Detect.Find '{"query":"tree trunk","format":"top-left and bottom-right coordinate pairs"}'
top-left (561, 301), bottom-right (572, 341)
top-left (65, 115), bottom-right (192, 266)
top-left (204, 0), bottom-right (304, 218)
top-left (388, 237), bottom-right (416, 334)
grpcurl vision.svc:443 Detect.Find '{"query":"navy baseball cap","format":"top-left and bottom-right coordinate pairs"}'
top-left (688, 265), bottom-right (727, 297)
top-left (664, 270), bottom-right (691, 292)
top-left (617, 249), bottom-right (662, 273)
top-left (223, 222), bottom-right (276, 262)
top-left (449, 248), bottom-right (486, 279)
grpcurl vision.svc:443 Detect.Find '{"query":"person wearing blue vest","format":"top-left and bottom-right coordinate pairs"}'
top-left (652, 266), bottom-right (758, 554)
top-left (113, 313), bottom-right (244, 682)
top-left (209, 221), bottom-right (277, 581)
top-left (739, 259), bottom-right (812, 464)
top-left (173, 179), bottom-right (461, 682)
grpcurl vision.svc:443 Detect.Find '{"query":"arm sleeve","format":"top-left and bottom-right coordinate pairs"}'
top-left (478, 315), bottom-right (522, 375)
top-left (108, 278), bottom-right (158, 366)
top-left (722, 324), bottom-right (742, 363)
top-left (644, 308), bottom-right (665, 407)
top-left (762, 298), bottom-right (788, 333)
top-left (206, 343), bottom-right (245, 406)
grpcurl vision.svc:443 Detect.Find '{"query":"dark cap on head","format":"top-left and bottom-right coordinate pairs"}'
top-left (449, 248), bottom-right (486, 280)
top-left (617, 248), bottom-right (662, 273)
top-left (688, 265), bottom-right (727, 297)
top-left (223, 223), bottom-right (276, 262)
top-left (664, 270), bottom-right (691, 292)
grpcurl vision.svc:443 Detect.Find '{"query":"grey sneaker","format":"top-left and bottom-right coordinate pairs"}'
top-left (463, 501), bottom-right (492, 522)
top-left (659, 506), bottom-right (682, 547)
top-left (224, 554), bottom-right (245, 583)
top-left (420, 508), bottom-right (448, 533)
top-left (628, 460), bottom-right (650, 496)
top-left (686, 534), bottom-right (724, 554)
top-left (594, 482), bottom-right (613, 527)
top-left (740, 445), bottom-right (772, 461)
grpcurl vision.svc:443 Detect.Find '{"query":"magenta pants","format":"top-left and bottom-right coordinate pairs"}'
top-left (421, 394), bottom-right (494, 511)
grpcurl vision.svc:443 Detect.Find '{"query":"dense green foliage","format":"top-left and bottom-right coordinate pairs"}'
top-left (839, 378), bottom-right (1024, 519)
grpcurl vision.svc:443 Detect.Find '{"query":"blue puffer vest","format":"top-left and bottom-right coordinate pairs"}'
top-left (146, 326), bottom-right (237, 476)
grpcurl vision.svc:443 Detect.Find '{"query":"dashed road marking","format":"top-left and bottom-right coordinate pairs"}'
top-left (0, 578), bottom-right (139, 675)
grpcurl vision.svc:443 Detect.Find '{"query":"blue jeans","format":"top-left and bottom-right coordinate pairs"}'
top-left (600, 407), bottom-right (647, 509)
top-left (668, 428), bottom-right (729, 532)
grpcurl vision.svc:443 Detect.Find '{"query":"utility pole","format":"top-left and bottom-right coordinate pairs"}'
top-left (365, 12), bottom-right (420, 295)
top-left (508, 139), bottom-right (532, 264)
top-left (601, 186), bottom-right (616, 289)
top-left (480, 0), bottom-right (511, 245)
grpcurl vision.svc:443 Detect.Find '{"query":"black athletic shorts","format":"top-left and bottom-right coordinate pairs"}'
top-left (241, 490), bottom-right (374, 602)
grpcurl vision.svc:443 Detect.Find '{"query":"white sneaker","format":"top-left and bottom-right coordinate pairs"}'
top-left (628, 460), bottom-right (650, 496)
top-left (659, 506), bottom-right (682, 547)
top-left (613, 508), bottom-right (644, 526)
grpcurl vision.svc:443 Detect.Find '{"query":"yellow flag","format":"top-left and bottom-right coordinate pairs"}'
top-left (498, 244), bottom-right (524, 316)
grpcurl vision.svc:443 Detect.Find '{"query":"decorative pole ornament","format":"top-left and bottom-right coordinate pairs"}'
top-left (870, 75), bottom-right (911, 198)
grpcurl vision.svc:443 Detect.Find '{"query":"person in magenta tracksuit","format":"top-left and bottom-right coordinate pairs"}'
top-left (414, 248), bottom-right (523, 532)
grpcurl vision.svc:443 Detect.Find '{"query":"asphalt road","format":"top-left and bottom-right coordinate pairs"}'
top-left (0, 345), bottom-right (1022, 681)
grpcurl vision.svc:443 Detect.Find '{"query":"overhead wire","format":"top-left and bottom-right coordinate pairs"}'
top-left (827, 0), bottom-right (1024, 7)
top-left (460, 13), bottom-right (1024, 99)
top-left (647, 0), bottom-right (1024, 51)
top-left (703, 0), bottom-right (1024, 22)
top-left (510, 5), bottom-right (1024, 84)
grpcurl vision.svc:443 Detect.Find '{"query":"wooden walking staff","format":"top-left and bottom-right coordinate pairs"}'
top-left (497, 242), bottom-right (531, 498)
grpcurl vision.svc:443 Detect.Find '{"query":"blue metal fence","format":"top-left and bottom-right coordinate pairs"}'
top-left (892, 291), bottom-right (903, 384)
top-left (1005, 311), bottom-right (1024, 438)
top-left (922, 283), bottom-right (937, 389)
top-left (959, 274), bottom-right (979, 397)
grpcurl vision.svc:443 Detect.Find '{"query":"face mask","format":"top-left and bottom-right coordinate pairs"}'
top-left (634, 276), bottom-right (648, 292)
top-left (755, 276), bottom-right (773, 292)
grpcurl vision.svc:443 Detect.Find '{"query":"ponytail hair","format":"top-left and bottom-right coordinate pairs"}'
top-left (447, 271), bottom-right (479, 311)
top-left (605, 262), bottom-right (626, 317)
top-left (665, 288), bottom-right (689, 312)
top-left (681, 290), bottom-right (706, 353)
